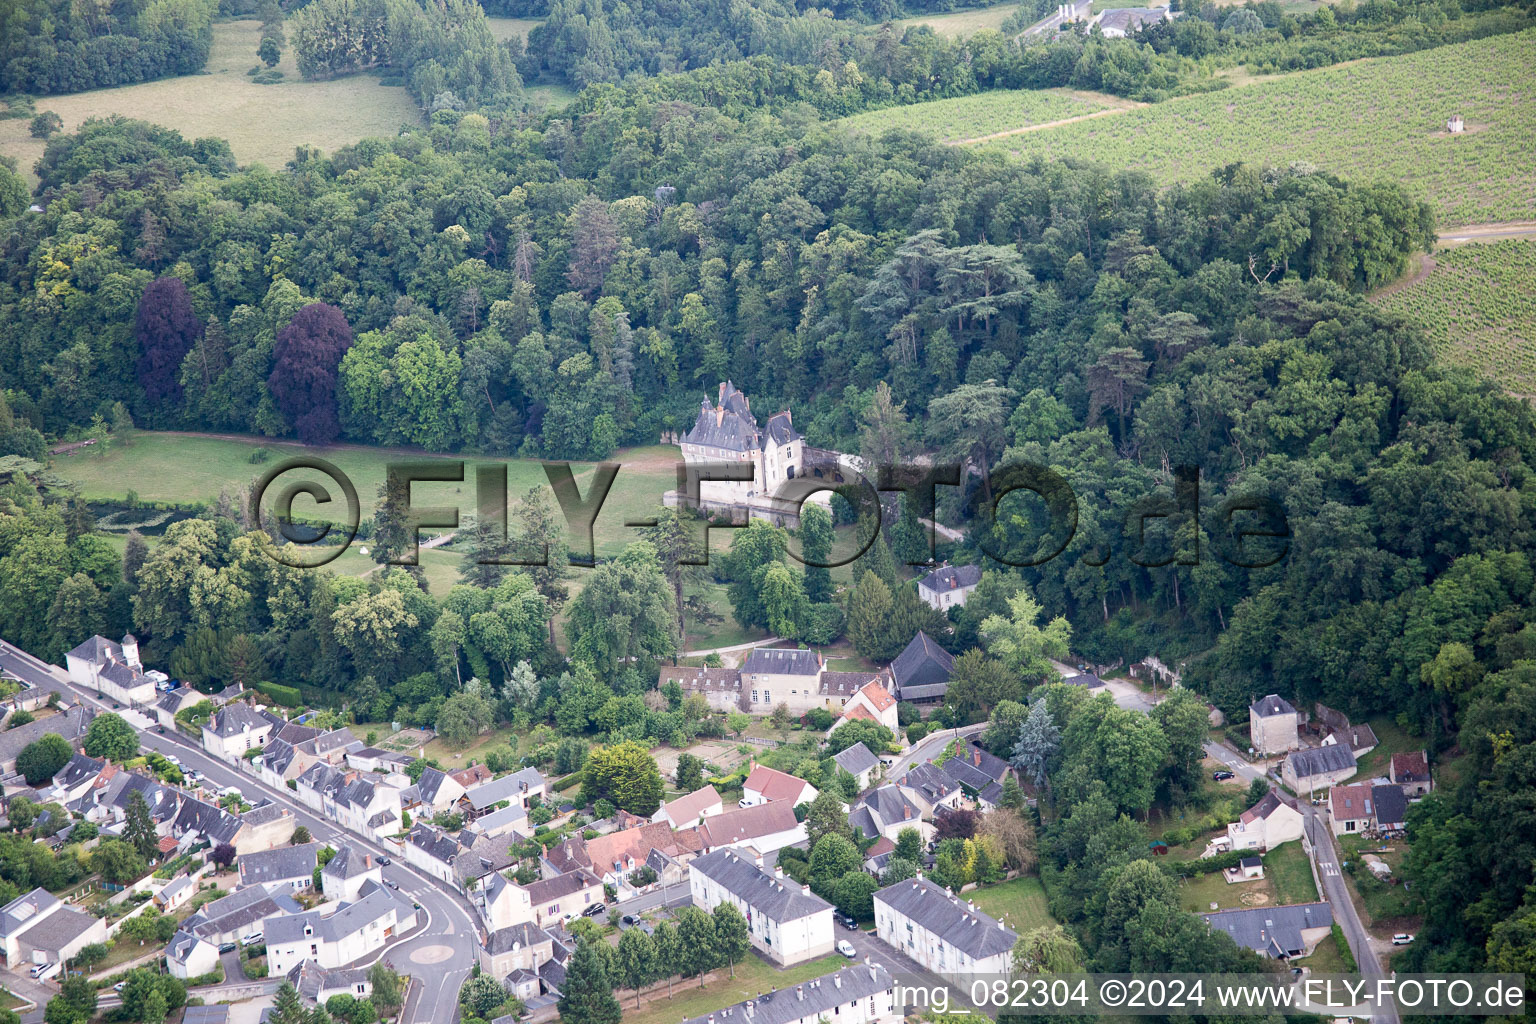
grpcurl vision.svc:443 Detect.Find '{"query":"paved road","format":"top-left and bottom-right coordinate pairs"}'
top-left (1303, 807), bottom-right (1396, 1021)
top-left (886, 723), bottom-right (986, 780)
top-left (614, 881), bottom-right (691, 917)
top-left (0, 640), bottom-right (479, 1024)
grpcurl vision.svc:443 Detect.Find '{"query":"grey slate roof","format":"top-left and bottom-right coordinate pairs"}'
top-left (1062, 672), bottom-right (1107, 689)
top-left (1287, 744), bottom-right (1356, 779)
top-left (485, 921), bottom-right (552, 953)
top-left (182, 1005), bottom-right (229, 1024)
top-left (918, 564), bottom-right (982, 594)
top-left (1252, 695), bottom-right (1296, 718)
top-left (849, 785), bottom-right (921, 839)
top-left (899, 763), bottom-right (955, 804)
top-left (207, 703), bottom-right (272, 739)
top-left (831, 742), bottom-right (879, 780)
top-left (939, 743), bottom-right (1009, 793)
top-left (173, 796), bottom-right (245, 845)
top-left (239, 842), bottom-right (321, 887)
top-left (1202, 902), bottom-right (1332, 958)
top-left (464, 769), bottom-right (541, 811)
top-left (191, 886), bottom-right (289, 939)
top-left (1098, 6), bottom-right (1167, 32)
top-left (266, 881), bottom-right (409, 946)
top-left (1, 888), bottom-right (62, 940)
top-left (874, 876), bottom-right (1016, 959)
top-left (416, 767), bottom-right (453, 805)
top-left (53, 753), bottom-right (106, 790)
top-left (0, 706), bottom-right (93, 766)
top-left (243, 802), bottom-right (289, 829)
top-left (523, 869), bottom-right (601, 906)
top-left (1372, 784), bottom-right (1408, 826)
top-left (741, 648), bottom-right (821, 676)
top-left (678, 962), bottom-right (894, 1024)
top-left (14, 905), bottom-right (99, 950)
top-left (691, 848), bottom-right (832, 922)
top-left (323, 845), bottom-right (379, 880)
top-left (888, 632), bottom-right (954, 699)
top-left (682, 381), bottom-right (797, 452)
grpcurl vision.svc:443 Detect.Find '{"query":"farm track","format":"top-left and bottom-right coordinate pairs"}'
top-left (952, 103), bottom-right (1144, 146)
top-left (1373, 222), bottom-right (1536, 298)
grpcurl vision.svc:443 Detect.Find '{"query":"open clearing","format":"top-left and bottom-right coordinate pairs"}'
top-left (894, 2), bottom-right (1023, 36)
top-left (838, 88), bottom-right (1124, 143)
top-left (979, 30), bottom-right (1536, 225)
top-left (968, 876), bottom-right (1057, 933)
top-left (1378, 238), bottom-right (1536, 398)
top-left (0, 19), bottom-right (419, 184)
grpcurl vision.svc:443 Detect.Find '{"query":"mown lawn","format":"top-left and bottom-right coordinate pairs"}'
top-left (620, 953), bottom-right (848, 1024)
top-left (968, 876), bottom-right (1056, 934)
top-left (0, 20), bottom-right (419, 184)
top-left (894, 1), bottom-right (1023, 36)
top-left (1353, 716), bottom-right (1426, 780)
top-left (1263, 842), bottom-right (1319, 905)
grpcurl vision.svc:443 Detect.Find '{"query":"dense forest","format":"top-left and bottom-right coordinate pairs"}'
top-left (0, 0), bottom-right (217, 95)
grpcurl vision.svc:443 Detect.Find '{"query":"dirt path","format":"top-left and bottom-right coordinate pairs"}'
top-left (1371, 251), bottom-right (1437, 300)
top-left (1437, 221), bottom-right (1536, 244)
top-left (952, 103), bottom-right (1143, 146)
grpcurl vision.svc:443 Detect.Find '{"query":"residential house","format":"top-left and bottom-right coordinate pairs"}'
top-left (1283, 745), bottom-right (1357, 793)
top-left (345, 747), bottom-right (414, 775)
top-left (476, 871), bottom-right (534, 931)
top-left (543, 821), bottom-right (700, 892)
top-left (885, 632), bottom-right (954, 703)
top-left (90, 770), bottom-right (180, 832)
top-left (862, 836), bottom-right (896, 877)
top-left (64, 634), bottom-right (156, 706)
top-left (1249, 696), bottom-right (1299, 755)
top-left (184, 886), bottom-right (300, 946)
top-left (414, 767), bottom-right (467, 816)
top-left (327, 773), bottom-right (402, 841)
top-left (321, 847), bottom-right (383, 903)
top-left (895, 764), bottom-right (961, 818)
top-left (874, 877), bottom-right (1015, 975)
top-left (462, 767), bottom-right (546, 820)
top-left (1328, 785), bottom-right (1375, 836)
top-left (740, 648), bottom-right (825, 714)
top-left (166, 929), bottom-right (220, 980)
top-left (1390, 751), bottom-right (1433, 797)
top-left (169, 796), bottom-right (247, 854)
top-left (288, 962), bottom-right (374, 1004)
top-left (201, 703), bottom-right (280, 763)
top-left (1201, 903), bottom-right (1333, 959)
top-left (155, 876), bottom-right (196, 913)
top-left (656, 667), bottom-right (747, 713)
top-left (0, 888), bottom-right (109, 967)
top-left (694, 801), bottom-right (805, 855)
top-left (937, 743), bottom-right (1010, 809)
top-left (690, 849), bottom-right (834, 965)
top-left (849, 786), bottom-right (927, 844)
top-left (675, 962), bottom-right (898, 1024)
top-left (464, 803), bottom-right (529, 841)
top-left (831, 743), bottom-right (880, 792)
top-left (524, 870), bottom-right (604, 927)
top-left (1094, 6), bottom-right (1171, 36)
top-left (1373, 784), bottom-right (1408, 832)
top-left (479, 921), bottom-right (555, 980)
top-left (653, 787), bottom-right (723, 829)
top-left (0, 706), bottom-right (93, 776)
top-left (917, 564), bottom-right (981, 611)
top-left (829, 678), bottom-right (899, 735)
top-left (1226, 791), bottom-right (1305, 852)
top-left (1322, 724), bottom-right (1378, 758)
top-left (239, 842), bottom-right (322, 893)
top-left (37, 752), bottom-right (108, 806)
top-left (402, 823), bottom-right (520, 885)
top-left (155, 687), bottom-right (206, 729)
top-left (742, 763), bottom-right (818, 808)
top-left (265, 881), bottom-right (418, 974)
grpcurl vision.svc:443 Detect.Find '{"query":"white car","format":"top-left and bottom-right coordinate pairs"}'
top-left (1391, 934), bottom-right (1415, 945)
top-left (241, 932), bottom-right (263, 947)
top-left (836, 940), bottom-right (856, 959)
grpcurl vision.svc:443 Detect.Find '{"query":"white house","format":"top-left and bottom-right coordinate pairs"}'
top-left (265, 882), bottom-right (417, 974)
top-left (1202, 903), bottom-right (1333, 959)
top-left (523, 870), bottom-right (604, 928)
top-left (1249, 695), bottom-right (1299, 755)
top-left (65, 634), bottom-right (156, 706)
top-left (653, 786), bottom-right (724, 829)
top-left (694, 801), bottom-right (806, 855)
top-left (1328, 784), bottom-right (1374, 836)
top-left (201, 702), bottom-right (279, 763)
top-left (831, 743), bottom-right (880, 792)
top-left (917, 564), bottom-right (981, 611)
top-left (0, 888), bottom-right (109, 968)
top-left (849, 786), bottom-right (928, 844)
top-left (829, 678), bottom-right (899, 735)
top-left (874, 877), bottom-right (1015, 976)
top-left (1283, 744), bottom-right (1357, 794)
top-left (677, 961), bottom-right (898, 1024)
top-left (166, 930), bottom-right (220, 980)
top-left (239, 842), bottom-right (322, 893)
top-left (475, 871), bottom-right (534, 932)
top-left (740, 648), bottom-right (826, 715)
top-left (414, 767), bottom-right (466, 816)
top-left (1226, 791), bottom-right (1305, 852)
top-left (690, 849), bottom-right (834, 965)
top-left (742, 763), bottom-right (818, 808)
top-left (321, 846), bottom-right (384, 903)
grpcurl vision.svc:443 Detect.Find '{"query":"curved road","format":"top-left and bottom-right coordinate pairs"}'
top-left (0, 640), bottom-right (478, 1024)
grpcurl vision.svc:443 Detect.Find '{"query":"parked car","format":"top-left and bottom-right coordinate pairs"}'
top-left (30, 963), bottom-right (58, 980)
top-left (836, 940), bottom-right (856, 959)
top-left (219, 942), bottom-right (238, 953)
top-left (582, 903), bottom-right (606, 917)
top-left (241, 932), bottom-right (263, 947)
top-left (1392, 934), bottom-right (1415, 945)
top-left (378, 856), bottom-right (391, 866)
top-left (837, 914), bottom-right (858, 930)
top-left (113, 982), bottom-right (126, 992)
top-left (1213, 770), bottom-right (1235, 781)
top-left (621, 915), bottom-right (639, 926)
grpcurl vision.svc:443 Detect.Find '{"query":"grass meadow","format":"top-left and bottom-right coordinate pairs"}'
top-left (838, 88), bottom-right (1118, 143)
top-left (979, 30), bottom-right (1536, 225)
top-left (894, 2), bottom-right (1024, 36)
top-left (0, 19), bottom-right (420, 184)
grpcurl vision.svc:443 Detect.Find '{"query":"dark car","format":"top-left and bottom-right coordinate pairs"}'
top-left (582, 903), bottom-right (607, 917)
top-left (218, 942), bottom-right (238, 954)
top-left (378, 856), bottom-right (391, 866)
top-left (1213, 770), bottom-right (1235, 781)
top-left (838, 914), bottom-right (859, 930)
top-left (621, 915), bottom-right (639, 926)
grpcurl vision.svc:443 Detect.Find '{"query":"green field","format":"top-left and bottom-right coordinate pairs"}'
top-left (968, 876), bottom-right (1057, 934)
top-left (894, 2), bottom-right (1024, 37)
top-left (621, 954), bottom-right (848, 1024)
top-left (981, 31), bottom-right (1536, 225)
top-left (55, 430), bottom-right (687, 559)
top-left (1379, 238), bottom-right (1536, 397)
top-left (839, 88), bottom-right (1117, 144)
top-left (1263, 841), bottom-right (1319, 905)
top-left (0, 20), bottom-right (420, 184)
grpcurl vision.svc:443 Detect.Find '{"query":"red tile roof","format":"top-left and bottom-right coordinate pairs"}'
top-left (1329, 784), bottom-right (1374, 822)
top-left (1391, 751), bottom-right (1429, 782)
top-left (743, 764), bottom-right (811, 803)
top-left (855, 679), bottom-right (895, 712)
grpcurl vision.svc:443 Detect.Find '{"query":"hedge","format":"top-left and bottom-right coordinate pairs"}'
top-left (256, 681), bottom-right (302, 707)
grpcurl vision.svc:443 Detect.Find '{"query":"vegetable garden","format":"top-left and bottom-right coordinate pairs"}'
top-left (1379, 239), bottom-right (1536, 397)
top-left (981, 30), bottom-right (1536, 225)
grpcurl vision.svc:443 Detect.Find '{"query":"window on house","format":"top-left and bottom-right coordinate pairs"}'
top-left (764, 690), bottom-right (771, 702)
top-left (752, 691), bottom-right (759, 703)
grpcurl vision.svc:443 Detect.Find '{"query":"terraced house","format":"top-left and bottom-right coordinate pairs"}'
top-left (873, 876), bottom-right (1016, 975)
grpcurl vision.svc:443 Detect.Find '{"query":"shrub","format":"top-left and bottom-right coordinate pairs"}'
top-left (256, 681), bottom-right (302, 707)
